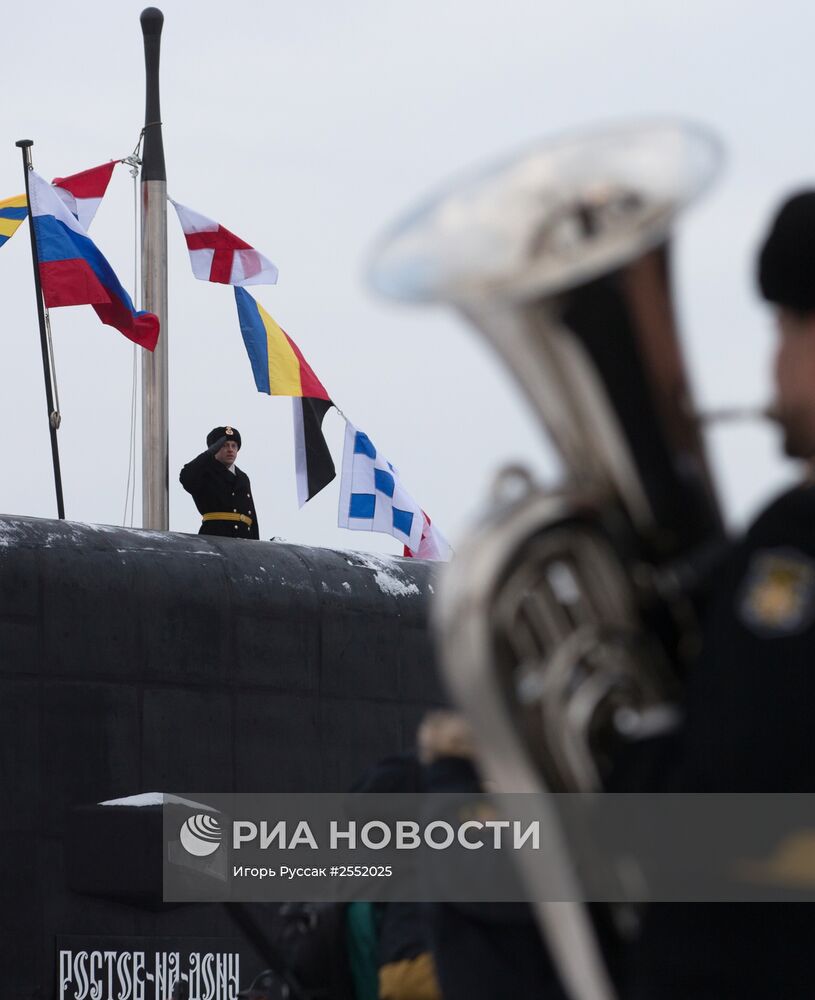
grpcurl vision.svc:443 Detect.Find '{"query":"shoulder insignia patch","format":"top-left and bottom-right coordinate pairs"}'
top-left (738, 549), bottom-right (815, 637)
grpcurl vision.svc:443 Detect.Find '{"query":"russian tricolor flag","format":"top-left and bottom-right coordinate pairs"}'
top-left (28, 170), bottom-right (158, 351)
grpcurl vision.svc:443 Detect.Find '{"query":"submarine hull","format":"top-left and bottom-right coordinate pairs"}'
top-left (0, 515), bottom-right (443, 997)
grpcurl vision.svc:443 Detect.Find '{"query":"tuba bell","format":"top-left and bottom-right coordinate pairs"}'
top-left (369, 120), bottom-right (726, 1000)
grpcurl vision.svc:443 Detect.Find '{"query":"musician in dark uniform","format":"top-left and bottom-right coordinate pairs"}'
top-left (626, 190), bottom-right (815, 998)
top-left (179, 426), bottom-right (260, 539)
top-left (425, 192), bottom-right (815, 1000)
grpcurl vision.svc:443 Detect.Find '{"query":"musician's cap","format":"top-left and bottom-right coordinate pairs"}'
top-left (758, 190), bottom-right (815, 313)
top-left (207, 425), bottom-right (241, 449)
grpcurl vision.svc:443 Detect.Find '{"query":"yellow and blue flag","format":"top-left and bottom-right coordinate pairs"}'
top-left (0, 194), bottom-right (27, 248)
top-left (234, 286), bottom-right (330, 400)
top-left (234, 287), bottom-right (336, 506)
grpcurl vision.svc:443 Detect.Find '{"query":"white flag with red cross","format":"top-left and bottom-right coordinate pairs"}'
top-left (169, 198), bottom-right (279, 286)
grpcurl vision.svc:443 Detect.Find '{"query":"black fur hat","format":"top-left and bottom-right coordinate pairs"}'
top-left (206, 425), bottom-right (241, 449)
top-left (757, 190), bottom-right (815, 312)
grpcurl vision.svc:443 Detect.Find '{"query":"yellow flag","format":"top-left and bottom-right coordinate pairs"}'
top-left (0, 194), bottom-right (27, 247)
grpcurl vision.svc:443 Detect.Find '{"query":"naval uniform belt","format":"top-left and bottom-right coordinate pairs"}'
top-left (202, 512), bottom-right (253, 527)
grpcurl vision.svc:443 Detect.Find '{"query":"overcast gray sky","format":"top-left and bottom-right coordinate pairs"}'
top-left (1, 0), bottom-right (813, 554)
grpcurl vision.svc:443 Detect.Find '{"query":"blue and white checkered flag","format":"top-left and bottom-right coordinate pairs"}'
top-left (338, 421), bottom-right (424, 551)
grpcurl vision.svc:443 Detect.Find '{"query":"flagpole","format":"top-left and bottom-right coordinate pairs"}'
top-left (16, 139), bottom-right (66, 520)
top-left (140, 7), bottom-right (169, 530)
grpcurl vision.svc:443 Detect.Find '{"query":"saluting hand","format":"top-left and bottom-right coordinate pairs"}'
top-left (207, 435), bottom-right (228, 455)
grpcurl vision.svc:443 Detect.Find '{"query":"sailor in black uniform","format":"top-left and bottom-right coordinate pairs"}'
top-left (626, 190), bottom-right (815, 998)
top-left (179, 426), bottom-right (260, 539)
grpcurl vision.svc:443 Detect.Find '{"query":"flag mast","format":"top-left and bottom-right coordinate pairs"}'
top-left (15, 139), bottom-right (66, 521)
top-left (140, 7), bottom-right (169, 530)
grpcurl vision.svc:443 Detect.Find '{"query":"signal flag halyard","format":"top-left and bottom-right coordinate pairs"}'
top-left (234, 287), bottom-right (336, 506)
top-left (28, 170), bottom-right (159, 351)
top-left (0, 194), bottom-right (27, 248)
top-left (171, 199), bottom-right (279, 286)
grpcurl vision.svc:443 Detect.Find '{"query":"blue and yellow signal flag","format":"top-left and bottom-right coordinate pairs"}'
top-left (0, 194), bottom-right (27, 248)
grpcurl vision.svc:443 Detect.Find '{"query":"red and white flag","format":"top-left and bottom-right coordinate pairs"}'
top-left (52, 161), bottom-right (118, 231)
top-left (404, 511), bottom-right (452, 561)
top-left (170, 198), bottom-right (279, 286)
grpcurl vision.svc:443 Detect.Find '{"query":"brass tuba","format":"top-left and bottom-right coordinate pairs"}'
top-left (370, 120), bottom-right (725, 1000)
